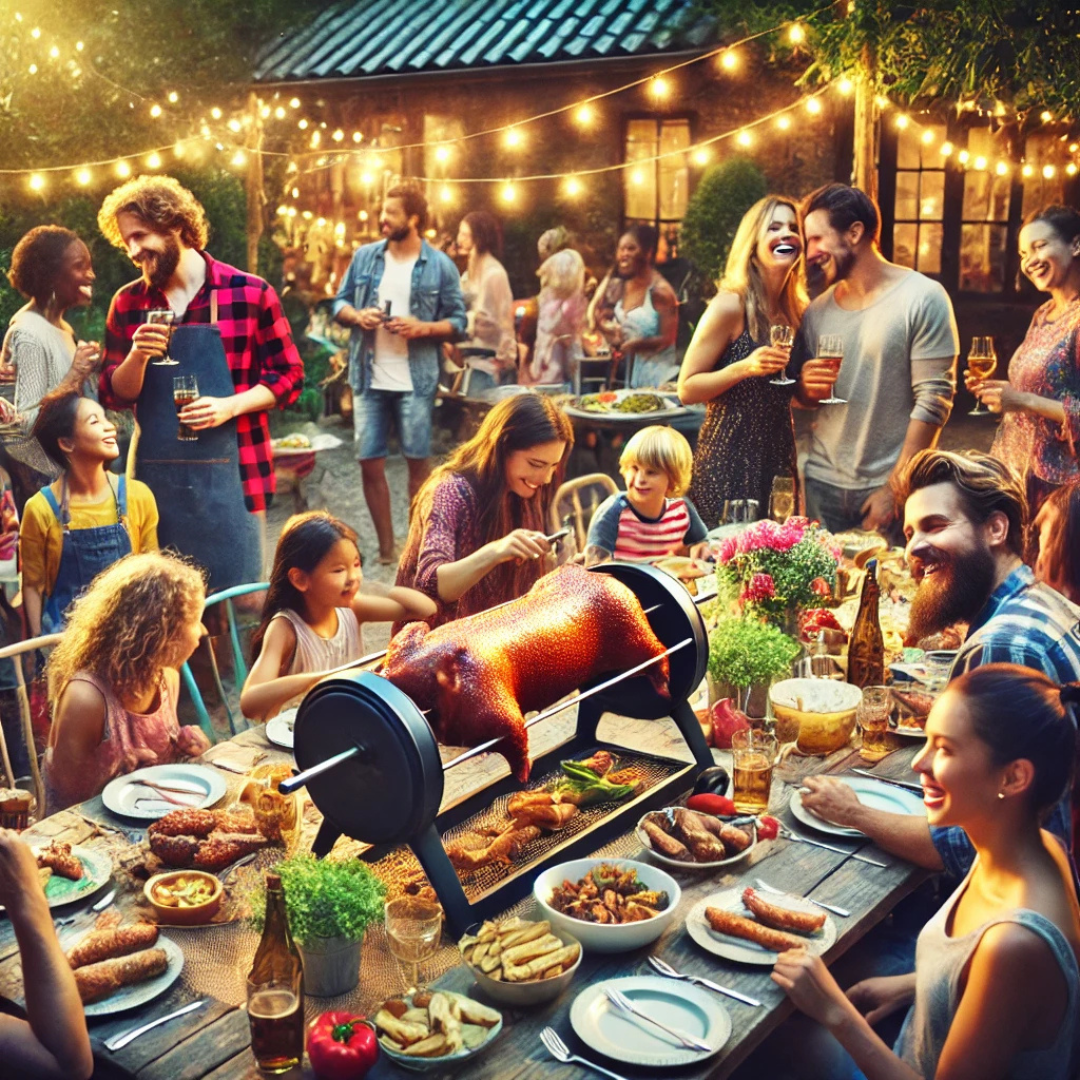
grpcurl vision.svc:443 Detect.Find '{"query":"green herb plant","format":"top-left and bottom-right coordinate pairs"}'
top-left (248, 854), bottom-right (386, 945)
top-left (708, 615), bottom-right (800, 689)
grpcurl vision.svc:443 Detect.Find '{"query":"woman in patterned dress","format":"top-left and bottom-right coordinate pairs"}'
top-left (678, 197), bottom-right (807, 529)
top-left (971, 205), bottom-right (1080, 513)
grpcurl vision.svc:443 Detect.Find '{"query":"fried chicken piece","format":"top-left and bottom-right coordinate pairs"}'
top-left (148, 833), bottom-right (200, 868)
top-left (36, 842), bottom-right (83, 880)
top-left (73, 948), bottom-right (169, 1004)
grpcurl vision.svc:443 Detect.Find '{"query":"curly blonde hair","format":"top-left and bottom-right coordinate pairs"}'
top-left (97, 175), bottom-right (209, 251)
top-left (47, 552), bottom-right (206, 708)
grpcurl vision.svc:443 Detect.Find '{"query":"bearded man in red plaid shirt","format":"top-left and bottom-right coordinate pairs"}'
top-left (97, 175), bottom-right (304, 588)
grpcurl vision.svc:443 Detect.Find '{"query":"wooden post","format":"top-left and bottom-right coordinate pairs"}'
top-left (245, 90), bottom-right (265, 275)
top-left (853, 43), bottom-right (879, 199)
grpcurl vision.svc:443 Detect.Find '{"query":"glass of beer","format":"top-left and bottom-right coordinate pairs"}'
top-left (768, 324), bottom-right (796, 385)
top-left (146, 309), bottom-right (177, 366)
top-left (817, 334), bottom-right (846, 405)
top-left (858, 685), bottom-right (892, 762)
top-left (966, 336), bottom-right (997, 415)
top-left (173, 374), bottom-right (199, 442)
top-left (385, 896), bottom-right (443, 995)
top-left (247, 982), bottom-right (304, 1074)
top-left (769, 475), bottom-right (795, 524)
top-left (731, 729), bottom-right (777, 815)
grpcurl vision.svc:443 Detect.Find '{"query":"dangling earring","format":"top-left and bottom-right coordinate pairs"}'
top-left (997, 792), bottom-right (1006, 800)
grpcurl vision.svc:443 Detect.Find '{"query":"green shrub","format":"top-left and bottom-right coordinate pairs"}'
top-left (680, 158), bottom-right (769, 290)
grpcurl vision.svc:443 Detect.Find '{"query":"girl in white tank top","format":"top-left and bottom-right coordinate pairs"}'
top-left (240, 512), bottom-right (436, 720)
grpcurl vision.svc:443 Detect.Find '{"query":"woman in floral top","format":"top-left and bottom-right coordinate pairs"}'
top-left (394, 394), bottom-right (573, 630)
top-left (970, 205), bottom-right (1080, 511)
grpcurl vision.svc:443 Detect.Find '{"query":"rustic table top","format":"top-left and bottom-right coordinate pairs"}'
top-left (0, 713), bottom-right (928, 1080)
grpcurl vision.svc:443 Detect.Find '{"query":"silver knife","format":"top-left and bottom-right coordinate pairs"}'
top-left (754, 877), bottom-right (850, 918)
top-left (849, 768), bottom-right (924, 794)
top-left (92, 888), bottom-right (116, 912)
top-left (781, 828), bottom-right (888, 868)
top-left (688, 974), bottom-right (761, 1008)
top-left (104, 1000), bottom-right (206, 1052)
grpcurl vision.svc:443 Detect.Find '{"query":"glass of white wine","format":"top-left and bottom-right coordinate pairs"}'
top-left (385, 896), bottom-right (443, 996)
top-left (967, 336), bottom-right (997, 416)
top-left (768, 324), bottom-right (795, 386)
top-left (817, 334), bottom-right (846, 405)
top-left (146, 309), bottom-right (178, 367)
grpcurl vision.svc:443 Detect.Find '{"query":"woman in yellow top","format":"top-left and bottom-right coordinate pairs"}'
top-left (19, 388), bottom-right (158, 635)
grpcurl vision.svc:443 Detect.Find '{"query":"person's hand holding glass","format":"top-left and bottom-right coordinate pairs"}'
top-left (963, 336), bottom-right (997, 416)
top-left (768, 324), bottom-right (796, 386)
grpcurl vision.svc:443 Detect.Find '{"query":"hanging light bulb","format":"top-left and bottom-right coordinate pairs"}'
top-left (28, 64), bottom-right (37, 74)
top-left (231, 150), bottom-right (247, 167)
top-left (332, 129), bottom-right (344, 142)
top-left (146, 152), bottom-right (162, 169)
top-left (836, 77), bottom-right (854, 95)
top-left (435, 145), bottom-right (450, 163)
top-left (48, 45), bottom-right (59, 59)
top-left (501, 182), bottom-right (516, 203)
top-left (167, 91), bottom-right (178, 104)
top-left (995, 161), bottom-right (1009, 176)
top-left (973, 156), bottom-right (987, 170)
top-left (1022, 163), bottom-right (1034, 178)
top-left (776, 115), bottom-right (791, 130)
top-left (630, 168), bottom-right (645, 185)
top-left (576, 104), bottom-right (594, 125)
top-left (565, 176), bottom-right (582, 196)
top-left (440, 185), bottom-right (453, 203)
top-left (1067, 163), bottom-right (1078, 176)
top-left (692, 147), bottom-right (710, 165)
top-left (806, 98), bottom-right (822, 115)
top-left (291, 186), bottom-right (300, 198)
top-left (116, 161), bottom-right (132, 178)
top-left (875, 94), bottom-right (890, 109)
top-left (957, 149), bottom-right (970, 165)
top-left (361, 172), bottom-right (374, 186)
top-left (921, 129), bottom-right (935, 145)
top-left (940, 141), bottom-right (954, 157)
top-left (150, 104), bottom-right (162, 118)
top-left (75, 168), bottom-right (91, 185)
top-left (1041, 110), bottom-right (1053, 123)
top-left (505, 128), bottom-right (521, 148)
top-left (28, 173), bottom-right (45, 191)
top-left (228, 119), bottom-right (242, 133)
top-left (737, 130), bottom-right (752, 147)
top-left (352, 131), bottom-right (362, 143)
top-left (1043, 164), bottom-right (1056, 178)
top-left (298, 119), bottom-right (309, 130)
top-left (788, 23), bottom-right (805, 44)
top-left (275, 106), bottom-right (285, 119)
top-left (650, 76), bottom-right (670, 99)
top-left (720, 50), bottom-right (738, 71)
top-left (290, 97), bottom-right (301, 109)
top-left (896, 114), bottom-right (910, 129)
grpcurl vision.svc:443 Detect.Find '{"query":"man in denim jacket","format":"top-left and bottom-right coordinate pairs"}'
top-left (333, 185), bottom-right (466, 562)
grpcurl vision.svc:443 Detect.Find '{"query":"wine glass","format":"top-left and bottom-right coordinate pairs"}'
top-left (147, 309), bottom-right (178, 366)
top-left (385, 896), bottom-right (443, 996)
top-left (817, 334), bottom-right (846, 405)
top-left (768, 324), bottom-right (795, 386)
top-left (769, 476), bottom-right (795, 524)
top-left (966, 336), bottom-right (997, 416)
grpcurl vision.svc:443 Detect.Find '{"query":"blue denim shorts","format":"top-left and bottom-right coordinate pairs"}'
top-left (353, 386), bottom-right (436, 460)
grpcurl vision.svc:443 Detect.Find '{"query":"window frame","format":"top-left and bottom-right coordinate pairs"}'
top-left (620, 112), bottom-right (695, 238)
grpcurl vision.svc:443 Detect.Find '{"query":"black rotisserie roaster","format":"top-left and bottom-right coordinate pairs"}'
top-left (279, 564), bottom-right (711, 935)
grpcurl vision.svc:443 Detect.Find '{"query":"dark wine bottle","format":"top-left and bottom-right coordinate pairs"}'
top-left (847, 558), bottom-right (885, 689)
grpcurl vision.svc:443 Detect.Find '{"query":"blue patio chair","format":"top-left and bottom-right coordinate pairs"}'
top-left (181, 582), bottom-right (269, 739)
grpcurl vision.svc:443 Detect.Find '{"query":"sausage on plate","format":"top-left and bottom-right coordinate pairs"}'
top-left (741, 888), bottom-right (826, 933)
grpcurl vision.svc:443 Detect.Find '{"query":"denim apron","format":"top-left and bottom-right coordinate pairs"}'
top-left (131, 294), bottom-right (261, 592)
top-left (40, 475), bottom-right (131, 632)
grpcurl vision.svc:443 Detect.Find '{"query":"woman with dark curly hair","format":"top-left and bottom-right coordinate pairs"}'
top-left (42, 551), bottom-right (211, 812)
top-left (1, 225), bottom-right (102, 511)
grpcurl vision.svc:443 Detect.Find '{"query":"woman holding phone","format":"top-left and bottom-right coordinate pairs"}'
top-left (394, 394), bottom-right (573, 630)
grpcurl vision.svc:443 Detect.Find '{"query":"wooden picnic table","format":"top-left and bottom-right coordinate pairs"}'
top-left (0, 712), bottom-right (928, 1080)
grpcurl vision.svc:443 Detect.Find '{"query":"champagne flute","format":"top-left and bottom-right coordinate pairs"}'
top-left (768, 324), bottom-right (796, 386)
top-left (817, 334), bottom-right (846, 405)
top-left (966, 336), bottom-right (997, 416)
top-left (769, 476), bottom-right (795, 524)
top-left (385, 896), bottom-right (443, 996)
top-left (147, 309), bottom-right (178, 366)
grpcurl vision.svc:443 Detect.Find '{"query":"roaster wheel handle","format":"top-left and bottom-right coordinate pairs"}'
top-left (279, 745), bottom-right (362, 794)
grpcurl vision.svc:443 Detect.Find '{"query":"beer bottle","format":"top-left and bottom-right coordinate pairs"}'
top-left (847, 558), bottom-right (885, 689)
top-left (247, 872), bottom-right (304, 1074)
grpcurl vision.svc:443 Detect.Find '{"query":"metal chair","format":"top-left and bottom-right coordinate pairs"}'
top-left (181, 582), bottom-right (268, 738)
top-left (550, 473), bottom-right (619, 552)
top-left (0, 632), bottom-right (63, 820)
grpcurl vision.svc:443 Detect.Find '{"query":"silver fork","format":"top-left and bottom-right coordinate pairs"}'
top-left (648, 955), bottom-right (762, 1007)
top-left (605, 987), bottom-right (712, 1051)
top-left (540, 1027), bottom-right (629, 1080)
top-left (754, 877), bottom-right (850, 918)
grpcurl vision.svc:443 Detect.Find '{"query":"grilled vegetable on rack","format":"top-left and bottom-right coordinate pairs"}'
top-left (550, 756), bottom-right (644, 807)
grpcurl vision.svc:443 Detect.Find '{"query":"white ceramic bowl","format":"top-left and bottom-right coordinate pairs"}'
top-left (464, 928), bottom-right (582, 1006)
top-left (378, 992), bottom-right (503, 1073)
top-left (533, 858), bottom-right (680, 953)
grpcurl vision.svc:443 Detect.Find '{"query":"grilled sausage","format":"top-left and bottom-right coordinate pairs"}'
top-left (741, 888), bottom-right (826, 933)
top-left (705, 906), bottom-right (808, 952)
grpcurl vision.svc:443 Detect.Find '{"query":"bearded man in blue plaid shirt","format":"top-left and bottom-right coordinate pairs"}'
top-left (800, 449), bottom-right (1080, 878)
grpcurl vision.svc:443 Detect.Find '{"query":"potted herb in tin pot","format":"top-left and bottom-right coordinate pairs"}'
top-left (708, 614), bottom-right (800, 719)
top-left (250, 854), bottom-right (386, 996)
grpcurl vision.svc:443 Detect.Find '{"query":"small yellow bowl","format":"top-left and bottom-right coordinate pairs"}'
top-left (144, 870), bottom-right (224, 925)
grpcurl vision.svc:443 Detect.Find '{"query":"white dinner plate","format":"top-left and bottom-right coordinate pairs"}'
top-left (9, 845), bottom-right (112, 911)
top-left (82, 935), bottom-right (184, 1017)
top-left (789, 775), bottom-right (926, 838)
top-left (264, 708), bottom-right (298, 750)
top-left (686, 887), bottom-right (836, 966)
top-left (564, 389), bottom-right (686, 422)
top-left (636, 810), bottom-right (757, 871)
top-left (570, 975), bottom-right (730, 1067)
top-left (101, 764), bottom-right (227, 821)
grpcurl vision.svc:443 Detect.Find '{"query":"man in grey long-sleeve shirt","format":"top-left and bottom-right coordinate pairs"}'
top-left (791, 183), bottom-right (958, 534)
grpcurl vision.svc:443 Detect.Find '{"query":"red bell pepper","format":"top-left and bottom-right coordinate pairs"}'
top-left (308, 1012), bottom-right (378, 1080)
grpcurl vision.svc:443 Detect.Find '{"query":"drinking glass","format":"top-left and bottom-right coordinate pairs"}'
top-left (817, 334), bottom-right (846, 405)
top-left (857, 685), bottom-right (892, 762)
top-left (966, 336), bottom-right (997, 416)
top-left (769, 476), bottom-right (795, 524)
top-left (385, 896), bottom-right (444, 995)
top-left (147, 309), bottom-right (177, 366)
top-left (743, 498), bottom-right (760, 524)
top-left (721, 499), bottom-right (744, 526)
top-left (731, 729), bottom-right (777, 815)
top-left (768, 324), bottom-right (796, 386)
top-left (173, 374), bottom-right (199, 442)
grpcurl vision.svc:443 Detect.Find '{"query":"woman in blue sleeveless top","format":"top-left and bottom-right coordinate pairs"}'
top-left (773, 665), bottom-right (1080, 1080)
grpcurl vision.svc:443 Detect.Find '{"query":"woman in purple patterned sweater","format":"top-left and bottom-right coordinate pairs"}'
top-left (394, 394), bottom-right (573, 630)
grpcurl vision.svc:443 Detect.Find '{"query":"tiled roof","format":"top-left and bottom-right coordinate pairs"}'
top-left (255, 0), bottom-right (716, 82)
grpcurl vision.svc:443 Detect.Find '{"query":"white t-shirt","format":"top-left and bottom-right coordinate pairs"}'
top-left (371, 251), bottom-right (418, 391)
